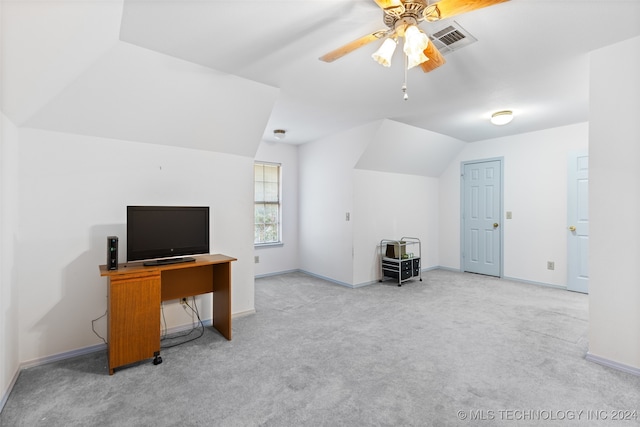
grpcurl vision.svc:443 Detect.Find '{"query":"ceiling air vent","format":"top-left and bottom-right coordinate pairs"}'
top-left (428, 21), bottom-right (477, 55)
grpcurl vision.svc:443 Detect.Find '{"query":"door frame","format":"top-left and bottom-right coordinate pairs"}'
top-left (460, 157), bottom-right (504, 277)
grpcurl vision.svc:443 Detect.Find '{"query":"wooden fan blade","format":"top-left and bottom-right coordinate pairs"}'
top-left (420, 41), bottom-right (446, 73)
top-left (319, 30), bottom-right (388, 62)
top-left (427, 0), bottom-right (509, 21)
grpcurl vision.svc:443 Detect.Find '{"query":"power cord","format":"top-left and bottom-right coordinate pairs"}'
top-left (91, 309), bottom-right (108, 345)
top-left (93, 297), bottom-right (204, 350)
top-left (161, 299), bottom-right (199, 339)
top-left (160, 296), bottom-right (204, 349)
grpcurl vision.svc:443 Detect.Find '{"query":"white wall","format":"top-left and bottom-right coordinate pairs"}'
top-left (1, 113), bottom-right (20, 409)
top-left (254, 141), bottom-right (299, 277)
top-left (439, 122), bottom-right (588, 286)
top-left (298, 123), bottom-right (376, 285)
top-left (588, 35), bottom-right (640, 370)
top-left (298, 120), bottom-right (444, 287)
top-left (16, 128), bottom-right (256, 364)
top-left (353, 170), bottom-right (439, 286)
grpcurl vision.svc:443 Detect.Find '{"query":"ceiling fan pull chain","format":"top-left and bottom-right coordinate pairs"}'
top-left (402, 53), bottom-right (409, 101)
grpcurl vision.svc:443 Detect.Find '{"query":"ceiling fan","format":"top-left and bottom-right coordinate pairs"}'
top-left (319, 0), bottom-right (509, 74)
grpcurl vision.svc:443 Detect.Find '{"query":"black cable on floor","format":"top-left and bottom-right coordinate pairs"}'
top-left (160, 296), bottom-right (204, 349)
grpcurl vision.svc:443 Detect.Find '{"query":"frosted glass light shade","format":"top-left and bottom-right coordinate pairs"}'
top-left (490, 110), bottom-right (514, 125)
top-left (372, 38), bottom-right (397, 67)
top-left (403, 25), bottom-right (429, 57)
top-left (407, 51), bottom-right (429, 69)
top-left (403, 25), bottom-right (430, 69)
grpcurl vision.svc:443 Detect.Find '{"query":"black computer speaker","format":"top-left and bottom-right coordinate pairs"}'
top-left (107, 236), bottom-right (119, 270)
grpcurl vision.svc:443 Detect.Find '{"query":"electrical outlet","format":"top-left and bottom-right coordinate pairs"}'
top-left (547, 261), bottom-right (555, 270)
top-left (254, 256), bottom-right (259, 264)
top-left (506, 211), bottom-right (512, 219)
top-left (346, 212), bottom-right (350, 221)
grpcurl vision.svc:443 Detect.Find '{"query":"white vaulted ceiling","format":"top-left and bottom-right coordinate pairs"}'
top-left (3, 0), bottom-right (640, 151)
top-left (22, 42), bottom-right (280, 157)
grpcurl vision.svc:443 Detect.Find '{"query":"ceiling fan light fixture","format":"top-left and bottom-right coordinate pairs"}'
top-left (407, 51), bottom-right (429, 69)
top-left (490, 110), bottom-right (514, 126)
top-left (403, 25), bottom-right (430, 58)
top-left (273, 129), bottom-right (286, 139)
top-left (372, 38), bottom-right (397, 67)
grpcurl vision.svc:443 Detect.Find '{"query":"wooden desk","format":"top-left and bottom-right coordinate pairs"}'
top-left (99, 254), bottom-right (236, 374)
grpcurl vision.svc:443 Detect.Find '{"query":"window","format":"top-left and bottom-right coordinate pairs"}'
top-left (254, 162), bottom-right (281, 245)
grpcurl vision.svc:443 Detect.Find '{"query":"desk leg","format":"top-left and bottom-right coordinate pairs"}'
top-left (212, 262), bottom-right (232, 340)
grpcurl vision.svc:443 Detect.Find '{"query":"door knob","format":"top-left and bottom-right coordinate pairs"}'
top-left (493, 223), bottom-right (499, 228)
top-left (568, 225), bottom-right (576, 232)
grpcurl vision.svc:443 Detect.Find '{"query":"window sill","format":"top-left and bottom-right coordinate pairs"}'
top-left (254, 242), bottom-right (283, 249)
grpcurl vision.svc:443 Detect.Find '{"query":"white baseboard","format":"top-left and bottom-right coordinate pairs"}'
top-left (1, 309), bottom-right (257, 413)
top-left (256, 268), bottom-right (369, 288)
top-left (20, 342), bottom-right (106, 371)
top-left (0, 342), bottom-right (107, 413)
top-left (260, 267), bottom-right (444, 289)
top-left (586, 352), bottom-right (640, 377)
top-left (256, 267), bottom-right (568, 292)
top-left (232, 308), bottom-right (257, 318)
top-left (297, 270), bottom-right (354, 288)
top-left (433, 265), bottom-right (461, 273)
top-left (22, 310), bottom-right (255, 369)
top-left (255, 269), bottom-right (298, 279)
top-left (502, 275), bottom-right (566, 290)
top-left (1, 366), bottom-right (21, 414)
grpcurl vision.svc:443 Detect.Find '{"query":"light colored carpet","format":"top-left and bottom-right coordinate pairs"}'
top-left (1, 269), bottom-right (639, 426)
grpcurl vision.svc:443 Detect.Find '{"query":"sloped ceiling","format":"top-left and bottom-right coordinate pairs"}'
top-left (355, 119), bottom-right (465, 177)
top-left (1, 1), bottom-right (123, 125)
top-left (117, 0), bottom-right (640, 144)
top-left (3, 0), bottom-right (640, 153)
top-left (1, 1), bottom-right (279, 157)
top-left (22, 42), bottom-right (279, 157)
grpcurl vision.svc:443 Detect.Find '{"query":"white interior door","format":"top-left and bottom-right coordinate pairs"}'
top-left (567, 151), bottom-right (589, 293)
top-left (462, 159), bottom-right (502, 277)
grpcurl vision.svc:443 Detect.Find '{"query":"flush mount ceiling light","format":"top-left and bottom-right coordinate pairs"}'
top-left (491, 110), bottom-right (514, 126)
top-left (273, 129), bottom-right (286, 140)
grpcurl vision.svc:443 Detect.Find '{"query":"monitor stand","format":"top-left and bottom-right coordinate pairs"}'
top-left (143, 257), bottom-right (196, 267)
